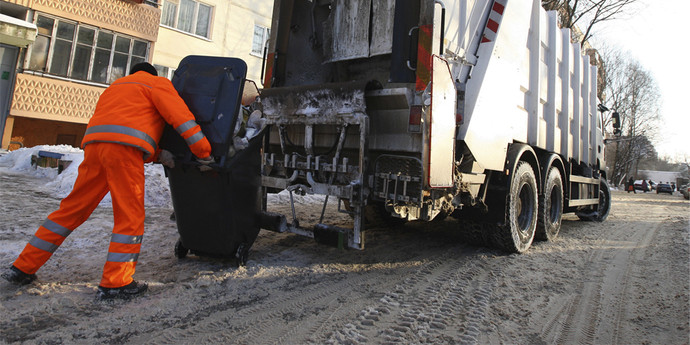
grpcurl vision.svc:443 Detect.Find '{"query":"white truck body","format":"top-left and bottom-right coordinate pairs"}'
top-left (449, 0), bottom-right (602, 171)
top-left (257, 0), bottom-right (610, 252)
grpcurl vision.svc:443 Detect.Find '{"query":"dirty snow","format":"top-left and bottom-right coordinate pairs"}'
top-left (0, 145), bottom-right (688, 344)
top-left (0, 145), bottom-right (172, 207)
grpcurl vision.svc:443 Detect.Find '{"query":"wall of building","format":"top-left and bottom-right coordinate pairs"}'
top-left (10, 116), bottom-right (86, 148)
top-left (1, 0), bottom-right (274, 150)
top-left (637, 170), bottom-right (682, 184)
top-left (11, 73), bottom-right (102, 124)
top-left (0, 0), bottom-right (161, 150)
top-left (153, 0), bottom-right (273, 82)
top-left (30, 0), bottom-right (160, 42)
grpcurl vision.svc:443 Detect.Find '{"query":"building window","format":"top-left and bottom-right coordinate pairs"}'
top-left (160, 0), bottom-right (213, 39)
top-left (28, 14), bottom-right (150, 84)
top-left (144, 0), bottom-right (160, 8)
top-left (251, 24), bottom-right (269, 56)
top-left (153, 64), bottom-right (175, 80)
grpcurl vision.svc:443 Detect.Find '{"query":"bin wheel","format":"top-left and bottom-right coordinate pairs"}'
top-left (174, 239), bottom-right (189, 259)
top-left (236, 243), bottom-right (249, 267)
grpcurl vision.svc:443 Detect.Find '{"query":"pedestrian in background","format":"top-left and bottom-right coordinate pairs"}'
top-left (627, 177), bottom-right (636, 193)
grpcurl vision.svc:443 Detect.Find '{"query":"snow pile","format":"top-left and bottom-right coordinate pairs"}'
top-left (0, 145), bottom-right (324, 208)
top-left (0, 145), bottom-right (172, 207)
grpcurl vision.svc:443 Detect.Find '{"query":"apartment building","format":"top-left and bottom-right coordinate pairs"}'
top-left (0, 0), bottom-right (160, 149)
top-left (153, 0), bottom-right (272, 83)
top-left (0, 0), bottom-right (272, 150)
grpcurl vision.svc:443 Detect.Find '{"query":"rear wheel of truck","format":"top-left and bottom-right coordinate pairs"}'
top-left (342, 200), bottom-right (406, 229)
top-left (576, 178), bottom-right (611, 222)
top-left (495, 161), bottom-right (538, 253)
top-left (536, 167), bottom-right (563, 241)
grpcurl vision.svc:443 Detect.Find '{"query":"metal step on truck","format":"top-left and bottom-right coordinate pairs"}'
top-left (256, 0), bottom-right (611, 253)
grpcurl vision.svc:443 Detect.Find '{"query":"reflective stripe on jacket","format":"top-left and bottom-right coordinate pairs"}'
top-left (81, 71), bottom-right (212, 161)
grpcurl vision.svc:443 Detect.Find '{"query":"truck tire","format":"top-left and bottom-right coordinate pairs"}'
top-left (363, 202), bottom-right (407, 228)
top-left (535, 167), bottom-right (563, 241)
top-left (342, 200), bottom-right (406, 229)
top-left (576, 179), bottom-right (611, 222)
top-left (495, 162), bottom-right (538, 253)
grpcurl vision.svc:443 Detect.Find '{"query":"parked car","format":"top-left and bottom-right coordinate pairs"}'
top-left (681, 184), bottom-right (690, 200)
top-left (656, 183), bottom-right (673, 195)
top-left (634, 180), bottom-right (651, 192)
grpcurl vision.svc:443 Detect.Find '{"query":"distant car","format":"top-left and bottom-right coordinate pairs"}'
top-left (656, 183), bottom-right (673, 195)
top-left (634, 180), bottom-right (651, 192)
top-left (681, 184), bottom-right (690, 200)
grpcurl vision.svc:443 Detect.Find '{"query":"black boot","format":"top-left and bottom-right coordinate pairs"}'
top-left (96, 280), bottom-right (148, 300)
top-left (2, 266), bottom-right (37, 285)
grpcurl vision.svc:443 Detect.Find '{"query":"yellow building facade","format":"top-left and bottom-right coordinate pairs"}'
top-left (0, 0), bottom-right (272, 150)
top-left (0, 0), bottom-right (160, 149)
top-left (153, 0), bottom-right (272, 83)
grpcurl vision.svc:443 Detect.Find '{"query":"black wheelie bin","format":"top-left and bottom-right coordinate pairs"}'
top-left (159, 55), bottom-right (264, 265)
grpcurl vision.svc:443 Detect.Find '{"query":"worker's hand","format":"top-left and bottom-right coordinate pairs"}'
top-left (158, 150), bottom-right (175, 168)
top-left (197, 156), bottom-right (215, 172)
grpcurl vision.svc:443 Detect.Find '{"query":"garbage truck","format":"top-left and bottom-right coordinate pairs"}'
top-left (252, 0), bottom-right (611, 254)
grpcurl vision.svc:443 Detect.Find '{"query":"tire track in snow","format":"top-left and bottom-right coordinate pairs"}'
top-left (325, 247), bottom-right (498, 344)
top-left (542, 205), bottom-right (667, 345)
top-left (129, 252), bottom-right (432, 344)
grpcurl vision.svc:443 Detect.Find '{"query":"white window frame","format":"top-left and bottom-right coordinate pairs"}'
top-left (159, 0), bottom-right (213, 39)
top-left (153, 64), bottom-right (175, 80)
top-left (27, 13), bottom-right (150, 85)
top-left (251, 24), bottom-right (269, 57)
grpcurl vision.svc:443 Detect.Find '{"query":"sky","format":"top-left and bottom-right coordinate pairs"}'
top-left (588, 0), bottom-right (690, 162)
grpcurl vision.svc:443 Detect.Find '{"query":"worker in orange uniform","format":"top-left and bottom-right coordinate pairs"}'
top-left (2, 63), bottom-right (212, 300)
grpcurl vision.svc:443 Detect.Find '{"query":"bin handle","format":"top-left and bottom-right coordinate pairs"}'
top-left (407, 26), bottom-right (419, 71)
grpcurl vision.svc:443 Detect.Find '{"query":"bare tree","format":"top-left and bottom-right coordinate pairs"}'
top-left (542, 0), bottom-right (640, 47)
top-left (601, 47), bottom-right (661, 185)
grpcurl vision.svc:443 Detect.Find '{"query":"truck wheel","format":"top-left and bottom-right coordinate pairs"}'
top-left (576, 179), bottom-right (611, 222)
top-left (174, 239), bottom-right (189, 259)
top-left (363, 203), bottom-right (407, 228)
top-left (593, 179), bottom-right (611, 222)
top-left (342, 200), bottom-right (405, 229)
top-left (496, 162), bottom-right (538, 253)
top-left (535, 167), bottom-right (563, 241)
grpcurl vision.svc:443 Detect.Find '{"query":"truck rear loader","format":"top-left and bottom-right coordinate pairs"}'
top-left (256, 0), bottom-right (611, 253)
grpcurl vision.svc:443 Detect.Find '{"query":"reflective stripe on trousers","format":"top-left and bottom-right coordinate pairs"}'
top-left (12, 143), bottom-right (146, 288)
top-left (13, 218), bottom-right (75, 274)
top-left (107, 233), bottom-right (143, 263)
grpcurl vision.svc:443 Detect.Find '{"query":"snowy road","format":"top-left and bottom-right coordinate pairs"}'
top-left (0, 154), bottom-right (688, 344)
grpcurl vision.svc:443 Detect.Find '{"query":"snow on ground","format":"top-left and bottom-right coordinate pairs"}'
top-left (0, 145), bottom-right (323, 208)
top-left (0, 145), bottom-right (172, 208)
top-left (0, 146), bottom-right (688, 344)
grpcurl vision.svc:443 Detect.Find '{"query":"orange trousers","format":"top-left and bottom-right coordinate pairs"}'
top-left (13, 142), bottom-right (146, 288)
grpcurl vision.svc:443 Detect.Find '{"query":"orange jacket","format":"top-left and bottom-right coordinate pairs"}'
top-left (82, 71), bottom-right (211, 162)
